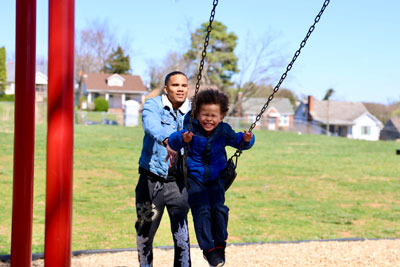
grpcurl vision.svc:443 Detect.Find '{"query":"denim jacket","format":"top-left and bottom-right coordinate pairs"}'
top-left (139, 95), bottom-right (190, 179)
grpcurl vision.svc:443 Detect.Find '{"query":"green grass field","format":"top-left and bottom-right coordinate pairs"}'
top-left (1, 115), bottom-right (399, 254)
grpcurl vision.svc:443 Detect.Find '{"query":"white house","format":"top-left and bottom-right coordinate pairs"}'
top-left (6, 61), bottom-right (48, 102)
top-left (35, 71), bottom-right (48, 102)
top-left (5, 60), bottom-right (15, 95)
top-left (83, 73), bottom-right (147, 111)
top-left (294, 96), bottom-right (382, 141)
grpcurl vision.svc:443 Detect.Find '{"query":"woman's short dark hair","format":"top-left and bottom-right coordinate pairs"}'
top-left (164, 71), bottom-right (187, 86)
top-left (193, 89), bottom-right (229, 116)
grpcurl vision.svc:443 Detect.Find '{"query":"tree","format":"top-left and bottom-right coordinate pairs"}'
top-left (74, 20), bottom-right (116, 79)
top-left (323, 88), bottom-right (334, 100)
top-left (74, 20), bottom-right (119, 108)
top-left (185, 21), bottom-right (238, 91)
top-left (228, 33), bottom-right (288, 115)
top-left (103, 46), bottom-right (131, 74)
top-left (0, 47), bottom-right (6, 95)
top-left (147, 52), bottom-right (192, 92)
top-left (363, 101), bottom-right (400, 124)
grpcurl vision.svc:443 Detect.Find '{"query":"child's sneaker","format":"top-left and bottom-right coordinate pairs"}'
top-left (215, 242), bottom-right (226, 262)
top-left (203, 248), bottom-right (225, 267)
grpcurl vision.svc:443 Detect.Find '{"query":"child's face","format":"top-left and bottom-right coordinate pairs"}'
top-left (197, 104), bottom-right (224, 134)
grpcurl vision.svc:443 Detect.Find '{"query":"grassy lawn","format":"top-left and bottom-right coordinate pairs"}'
top-left (0, 114), bottom-right (399, 254)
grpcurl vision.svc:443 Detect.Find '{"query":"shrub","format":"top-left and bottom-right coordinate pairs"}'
top-left (0, 94), bottom-right (15, 102)
top-left (94, 97), bottom-right (109, 112)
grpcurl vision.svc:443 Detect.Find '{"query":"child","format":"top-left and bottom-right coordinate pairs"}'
top-left (168, 89), bottom-right (255, 267)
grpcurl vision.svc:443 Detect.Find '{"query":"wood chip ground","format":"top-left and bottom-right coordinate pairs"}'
top-left (2, 239), bottom-right (398, 266)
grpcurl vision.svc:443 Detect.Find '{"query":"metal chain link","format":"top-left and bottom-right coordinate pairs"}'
top-left (188, 0), bottom-right (219, 133)
top-left (184, 0), bottom-right (219, 183)
top-left (232, 0), bottom-right (331, 159)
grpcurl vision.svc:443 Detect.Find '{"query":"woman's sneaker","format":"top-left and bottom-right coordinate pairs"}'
top-left (203, 248), bottom-right (225, 267)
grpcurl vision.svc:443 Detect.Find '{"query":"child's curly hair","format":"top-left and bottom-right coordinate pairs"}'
top-left (193, 89), bottom-right (229, 116)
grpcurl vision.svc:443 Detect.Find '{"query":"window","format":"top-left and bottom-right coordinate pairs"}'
top-left (361, 126), bottom-right (371, 135)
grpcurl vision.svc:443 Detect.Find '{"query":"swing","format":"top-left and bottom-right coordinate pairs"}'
top-left (186, 0), bottom-right (331, 191)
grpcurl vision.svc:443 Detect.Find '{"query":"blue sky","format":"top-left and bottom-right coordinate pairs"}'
top-left (1, 0), bottom-right (399, 104)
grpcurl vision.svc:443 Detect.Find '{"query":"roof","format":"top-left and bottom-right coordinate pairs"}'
top-left (241, 98), bottom-right (294, 115)
top-left (7, 61), bottom-right (48, 83)
top-left (388, 116), bottom-right (400, 132)
top-left (310, 100), bottom-right (371, 125)
top-left (145, 88), bottom-right (162, 99)
top-left (84, 73), bottom-right (147, 93)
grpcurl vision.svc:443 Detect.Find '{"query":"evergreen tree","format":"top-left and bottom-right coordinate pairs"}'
top-left (103, 46), bottom-right (131, 74)
top-left (0, 47), bottom-right (7, 95)
top-left (185, 21), bottom-right (238, 91)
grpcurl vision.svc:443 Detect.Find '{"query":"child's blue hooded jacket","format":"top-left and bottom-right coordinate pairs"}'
top-left (168, 114), bottom-right (255, 183)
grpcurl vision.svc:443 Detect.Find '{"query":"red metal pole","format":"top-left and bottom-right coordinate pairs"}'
top-left (44, 0), bottom-right (75, 266)
top-left (10, 0), bottom-right (37, 266)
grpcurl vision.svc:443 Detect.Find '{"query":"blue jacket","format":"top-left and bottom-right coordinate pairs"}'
top-left (139, 95), bottom-right (190, 179)
top-left (168, 115), bottom-right (255, 183)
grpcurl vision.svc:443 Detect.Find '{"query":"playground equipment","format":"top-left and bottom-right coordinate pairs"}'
top-left (186, 0), bottom-right (331, 190)
top-left (9, 0), bottom-right (330, 266)
top-left (11, 0), bottom-right (74, 266)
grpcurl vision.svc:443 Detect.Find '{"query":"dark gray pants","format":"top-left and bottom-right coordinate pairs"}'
top-left (135, 171), bottom-right (191, 267)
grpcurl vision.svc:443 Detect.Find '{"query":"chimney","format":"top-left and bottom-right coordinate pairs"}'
top-left (307, 95), bottom-right (314, 121)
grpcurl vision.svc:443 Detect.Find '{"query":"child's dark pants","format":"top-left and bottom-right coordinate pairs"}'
top-left (188, 176), bottom-right (229, 251)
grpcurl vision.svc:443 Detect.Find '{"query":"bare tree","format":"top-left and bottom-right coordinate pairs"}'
top-left (74, 20), bottom-right (116, 80)
top-left (147, 52), bottom-right (192, 92)
top-left (228, 32), bottom-right (287, 115)
top-left (74, 20), bottom-right (123, 108)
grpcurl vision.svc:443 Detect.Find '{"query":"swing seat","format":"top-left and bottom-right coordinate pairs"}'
top-left (222, 157), bottom-right (237, 191)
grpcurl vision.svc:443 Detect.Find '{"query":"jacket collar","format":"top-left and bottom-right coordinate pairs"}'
top-left (192, 118), bottom-right (224, 137)
top-left (162, 94), bottom-right (190, 114)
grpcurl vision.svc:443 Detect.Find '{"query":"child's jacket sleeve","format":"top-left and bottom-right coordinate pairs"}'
top-left (168, 129), bottom-right (187, 151)
top-left (225, 124), bottom-right (255, 150)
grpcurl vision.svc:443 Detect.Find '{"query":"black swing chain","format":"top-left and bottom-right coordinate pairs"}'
top-left (231, 0), bottom-right (331, 160)
top-left (188, 0), bottom-right (219, 133)
top-left (183, 0), bottom-right (219, 185)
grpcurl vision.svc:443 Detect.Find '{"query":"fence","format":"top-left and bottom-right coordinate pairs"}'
top-left (0, 102), bottom-right (130, 128)
top-left (0, 102), bottom-right (333, 134)
top-left (2, 102), bottom-right (398, 140)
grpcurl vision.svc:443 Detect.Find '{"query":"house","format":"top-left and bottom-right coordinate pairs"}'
top-left (83, 73), bottom-right (147, 111)
top-left (240, 98), bottom-right (294, 130)
top-left (294, 96), bottom-right (382, 141)
top-left (35, 72), bottom-right (48, 102)
top-left (6, 60), bottom-right (48, 102)
top-left (5, 60), bottom-right (15, 95)
top-left (379, 116), bottom-right (400, 141)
